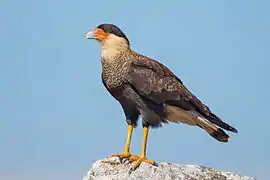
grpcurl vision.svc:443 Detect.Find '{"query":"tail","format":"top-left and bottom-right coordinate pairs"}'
top-left (164, 105), bottom-right (236, 143)
top-left (195, 115), bottom-right (230, 142)
top-left (207, 112), bottom-right (238, 133)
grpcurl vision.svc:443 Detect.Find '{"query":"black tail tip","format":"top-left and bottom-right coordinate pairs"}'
top-left (229, 127), bottom-right (238, 133)
top-left (210, 129), bottom-right (230, 143)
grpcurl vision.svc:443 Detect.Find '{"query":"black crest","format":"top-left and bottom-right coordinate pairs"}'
top-left (97, 24), bottom-right (130, 45)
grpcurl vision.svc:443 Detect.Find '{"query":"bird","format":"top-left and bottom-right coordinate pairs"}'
top-left (85, 23), bottom-right (238, 172)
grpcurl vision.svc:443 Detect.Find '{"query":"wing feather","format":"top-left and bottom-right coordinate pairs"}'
top-left (126, 57), bottom-right (237, 133)
top-left (126, 58), bottom-right (208, 114)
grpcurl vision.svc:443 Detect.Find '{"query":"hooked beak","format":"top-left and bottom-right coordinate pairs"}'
top-left (85, 30), bottom-right (95, 39)
top-left (85, 28), bottom-right (109, 41)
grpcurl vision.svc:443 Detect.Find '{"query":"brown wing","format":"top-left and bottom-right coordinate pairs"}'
top-left (126, 57), bottom-right (210, 114)
top-left (126, 57), bottom-right (238, 133)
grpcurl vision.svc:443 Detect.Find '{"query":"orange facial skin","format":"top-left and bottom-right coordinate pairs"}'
top-left (92, 28), bottom-right (110, 41)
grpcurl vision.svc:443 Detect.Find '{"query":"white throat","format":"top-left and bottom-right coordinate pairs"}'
top-left (100, 34), bottom-right (129, 63)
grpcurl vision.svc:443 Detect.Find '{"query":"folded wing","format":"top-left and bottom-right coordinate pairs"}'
top-left (126, 57), bottom-right (237, 133)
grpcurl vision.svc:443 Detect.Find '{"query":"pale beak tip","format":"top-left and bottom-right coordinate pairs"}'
top-left (85, 31), bottom-right (94, 39)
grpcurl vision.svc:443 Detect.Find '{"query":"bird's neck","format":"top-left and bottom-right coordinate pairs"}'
top-left (100, 37), bottom-right (130, 64)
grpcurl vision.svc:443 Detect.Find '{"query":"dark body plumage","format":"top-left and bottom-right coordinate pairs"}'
top-left (101, 49), bottom-right (237, 140)
top-left (94, 24), bottom-right (238, 142)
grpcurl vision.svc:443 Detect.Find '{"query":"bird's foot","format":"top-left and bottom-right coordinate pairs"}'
top-left (128, 155), bottom-right (157, 173)
top-left (109, 152), bottom-right (139, 163)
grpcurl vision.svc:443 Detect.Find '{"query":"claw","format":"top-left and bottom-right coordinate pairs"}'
top-left (128, 156), bottom-right (157, 173)
top-left (153, 161), bottom-right (158, 166)
top-left (127, 154), bottom-right (140, 163)
top-left (122, 158), bottom-right (129, 163)
top-left (109, 153), bottom-right (139, 164)
top-left (128, 167), bottom-right (133, 174)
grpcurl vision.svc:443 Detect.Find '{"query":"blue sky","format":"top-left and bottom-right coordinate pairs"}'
top-left (0, 0), bottom-right (269, 179)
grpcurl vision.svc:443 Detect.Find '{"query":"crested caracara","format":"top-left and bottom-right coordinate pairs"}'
top-left (85, 24), bottom-right (238, 172)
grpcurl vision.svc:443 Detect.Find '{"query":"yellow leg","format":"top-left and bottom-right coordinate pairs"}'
top-left (128, 127), bottom-right (156, 173)
top-left (109, 125), bottom-right (138, 161)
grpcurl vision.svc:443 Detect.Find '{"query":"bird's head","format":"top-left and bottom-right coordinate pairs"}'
top-left (86, 24), bottom-right (130, 61)
top-left (86, 24), bottom-right (130, 47)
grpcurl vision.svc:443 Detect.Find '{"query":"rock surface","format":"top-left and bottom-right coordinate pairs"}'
top-left (83, 157), bottom-right (256, 180)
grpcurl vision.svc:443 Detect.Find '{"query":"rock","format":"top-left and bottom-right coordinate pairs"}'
top-left (83, 157), bottom-right (256, 180)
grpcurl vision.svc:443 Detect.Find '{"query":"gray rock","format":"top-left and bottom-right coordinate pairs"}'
top-left (83, 157), bottom-right (256, 180)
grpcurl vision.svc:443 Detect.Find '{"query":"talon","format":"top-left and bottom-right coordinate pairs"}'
top-left (144, 159), bottom-right (155, 164)
top-left (128, 167), bottom-right (134, 174)
top-left (122, 158), bottom-right (129, 163)
top-left (129, 156), bottom-right (156, 171)
top-left (127, 154), bottom-right (140, 163)
top-left (109, 153), bottom-right (130, 163)
top-left (109, 153), bottom-right (139, 164)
